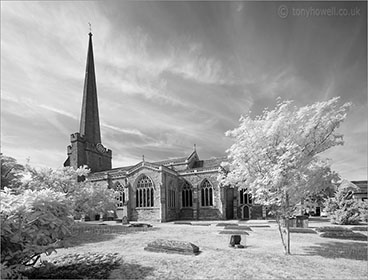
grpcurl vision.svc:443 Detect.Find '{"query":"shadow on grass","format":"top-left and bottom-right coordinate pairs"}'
top-left (301, 241), bottom-right (367, 261)
top-left (25, 259), bottom-right (154, 279)
top-left (105, 262), bottom-right (155, 280)
top-left (60, 225), bottom-right (159, 248)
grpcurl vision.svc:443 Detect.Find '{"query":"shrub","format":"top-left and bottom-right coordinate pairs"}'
top-left (359, 200), bottom-right (368, 222)
top-left (1, 188), bottom-right (74, 278)
top-left (323, 180), bottom-right (363, 225)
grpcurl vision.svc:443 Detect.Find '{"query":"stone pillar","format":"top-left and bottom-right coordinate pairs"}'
top-left (220, 186), bottom-right (226, 219)
top-left (160, 180), bottom-right (167, 222)
top-left (233, 188), bottom-right (238, 219)
top-left (192, 185), bottom-right (199, 220)
top-left (125, 184), bottom-right (130, 222)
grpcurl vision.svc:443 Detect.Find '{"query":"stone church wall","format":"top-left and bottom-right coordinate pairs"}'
top-left (179, 208), bottom-right (194, 220)
top-left (163, 172), bottom-right (180, 222)
top-left (181, 172), bottom-right (224, 220)
top-left (127, 168), bottom-right (162, 222)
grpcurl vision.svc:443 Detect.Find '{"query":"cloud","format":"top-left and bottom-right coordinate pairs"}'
top-left (39, 105), bottom-right (78, 120)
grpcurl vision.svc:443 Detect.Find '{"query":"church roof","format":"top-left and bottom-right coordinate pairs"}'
top-left (191, 156), bottom-right (227, 170)
top-left (153, 156), bottom-right (188, 166)
top-left (351, 180), bottom-right (367, 194)
top-left (89, 154), bottom-right (227, 180)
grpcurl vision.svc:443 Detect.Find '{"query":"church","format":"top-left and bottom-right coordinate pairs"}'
top-left (64, 32), bottom-right (265, 222)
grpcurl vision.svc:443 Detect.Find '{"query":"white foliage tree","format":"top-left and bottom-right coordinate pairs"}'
top-left (220, 97), bottom-right (351, 254)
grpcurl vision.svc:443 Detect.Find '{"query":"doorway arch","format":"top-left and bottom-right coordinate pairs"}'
top-left (242, 205), bottom-right (250, 220)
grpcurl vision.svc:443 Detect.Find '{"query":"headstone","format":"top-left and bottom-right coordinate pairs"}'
top-left (229, 235), bottom-right (241, 246)
top-left (229, 235), bottom-right (245, 249)
top-left (144, 239), bottom-right (200, 255)
top-left (122, 216), bottom-right (128, 225)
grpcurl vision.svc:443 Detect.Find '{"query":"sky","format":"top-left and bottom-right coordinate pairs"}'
top-left (1, 1), bottom-right (367, 180)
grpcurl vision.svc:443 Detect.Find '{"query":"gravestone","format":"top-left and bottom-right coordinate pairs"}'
top-left (122, 216), bottom-right (128, 225)
top-left (229, 235), bottom-right (245, 249)
top-left (144, 239), bottom-right (200, 255)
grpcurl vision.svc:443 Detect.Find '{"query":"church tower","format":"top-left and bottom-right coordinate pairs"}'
top-left (64, 32), bottom-right (112, 172)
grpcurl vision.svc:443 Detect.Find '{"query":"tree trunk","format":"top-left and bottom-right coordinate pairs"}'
top-left (276, 214), bottom-right (288, 254)
top-left (285, 191), bottom-right (291, 254)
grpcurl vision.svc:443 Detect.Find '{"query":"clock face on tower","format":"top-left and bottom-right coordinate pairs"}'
top-left (96, 143), bottom-right (106, 154)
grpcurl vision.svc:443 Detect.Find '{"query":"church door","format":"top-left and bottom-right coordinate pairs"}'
top-left (225, 188), bottom-right (234, 219)
top-left (242, 205), bottom-right (250, 220)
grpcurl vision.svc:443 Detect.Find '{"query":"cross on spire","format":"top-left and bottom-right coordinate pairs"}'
top-left (88, 22), bottom-right (92, 34)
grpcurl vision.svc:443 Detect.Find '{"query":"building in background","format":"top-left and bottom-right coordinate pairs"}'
top-left (64, 33), bottom-right (264, 222)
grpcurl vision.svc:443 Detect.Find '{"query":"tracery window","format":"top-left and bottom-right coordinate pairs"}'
top-left (115, 182), bottom-right (125, 208)
top-left (136, 175), bottom-right (154, 207)
top-left (239, 188), bottom-right (252, 205)
top-left (182, 181), bottom-right (193, 208)
top-left (201, 179), bottom-right (213, 207)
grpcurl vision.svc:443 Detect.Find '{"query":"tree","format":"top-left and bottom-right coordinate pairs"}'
top-left (23, 165), bottom-right (117, 218)
top-left (220, 97), bottom-right (351, 254)
top-left (324, 179), bottom-right (363, 224)
top-left (1, 154), bottom-right (25, 190)
top-left (1, 188), bottom-right (73, 278)
top-left (1, 165), bottom-right (118, 278)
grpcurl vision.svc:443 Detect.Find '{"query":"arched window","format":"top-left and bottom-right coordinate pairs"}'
top-left (201, 179), bottom-right (213, 207)
top-left (239, 188), bottom-right (252, 205)
top-left (115, 182), bottom-right (125, 208)
top-left (136, 175), bottom-right (154, 207)
top-left (182, 181), bottom-right (193, 208)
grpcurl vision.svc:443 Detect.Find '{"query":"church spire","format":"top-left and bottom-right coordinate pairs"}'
top-left (79, 31), bottom-right (101, 144)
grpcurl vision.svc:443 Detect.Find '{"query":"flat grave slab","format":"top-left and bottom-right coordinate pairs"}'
top-left (315, 226), bottom-right (352, 232)
top-left (216, 223), bottom-right (239, 227)
top-left (350, 226), bottom-right (368, 232)
top-left (289, 227), bottom-right (317, 234)
top-left (248, 225), bottom-right (270, 228)
top-left (318, 231), bottom-right (367, 241)
top-left (128, 223), bottom-right (153, 228)
top-left (219, 230), bottom-right (249, 235)
top-left (225, 225), bottom-right (252, 231)
top-left (191, 223), bottom-right (211, 226)
top-left (144, 239), bottom-right (200, 255)
top-left (174, 221), bottom-right (192, 225)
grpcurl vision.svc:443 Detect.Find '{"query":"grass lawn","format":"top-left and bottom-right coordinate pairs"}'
top-left (42, 219), bottom-right (367, 279)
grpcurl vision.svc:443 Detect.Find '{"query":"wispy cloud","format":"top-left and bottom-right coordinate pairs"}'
top-left (1, 1), bottom-right (366, 181)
